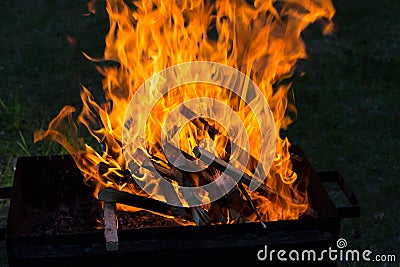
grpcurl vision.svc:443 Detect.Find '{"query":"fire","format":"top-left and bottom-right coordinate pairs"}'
top-left (35, 0), bottom-right (335, 223)
top-left (84, 0), bottom-right (98, 16)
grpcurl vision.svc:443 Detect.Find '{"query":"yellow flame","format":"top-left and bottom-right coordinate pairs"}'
top-left (35, 0), bottom-right (335, 222)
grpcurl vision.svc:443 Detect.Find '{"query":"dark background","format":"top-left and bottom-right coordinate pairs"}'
top-left (0, 0), bottom-right (399, 266)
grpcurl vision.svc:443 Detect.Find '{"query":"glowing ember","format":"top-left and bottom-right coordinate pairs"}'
top-left (34, 0), bottom-right (335, 224)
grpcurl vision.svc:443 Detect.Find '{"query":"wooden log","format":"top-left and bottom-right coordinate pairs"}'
top-left (193, 146), bottom-right (318, 218)
top-left (162, 141), bottom-right (217, 183)
top-left (141, 158), bottom-right (175, 179)
top-left (97, 161), bottom-right (138, 184)
top-left (193, 146), bottom-right (279, 197)
top-left (167, 106), bottom-right (316, 219)
top-left (179, 104), bottom-right (266, 177)
top-left (237, 182), bottom-right (266, 228)
top-left (179, 104), bottom-right (221, 137)
top-left (161, 143), bottom-right (221, 225)
top-left (129, 147), bottom-right (215, 225)
top-left (133, 148), bottom-right (192, 209)
top-left (104, 202), bottom-right (119, 251)
top-left (98, 188), bottom-right (190, 218)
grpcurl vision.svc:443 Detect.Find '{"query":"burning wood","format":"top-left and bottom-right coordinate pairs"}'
top-left (97, 161), bottom-right (136, 185)
top-left (98, 188), bottom-right (190, 219)
top-left (97, 139), bottom-right (258, 226)
top-left (96, 123), bottom-right (318, 229)
top-left (95, 117), bottom-right (317, 232)
top-left (137, 145), bottom-right (236, 225)
top-left (193, 146), bottom-right (286, 200)
top-left (237, 182), bottom-right (266, 228)
top-left (179, 104), bottom-right (222, 138)
top-left (177, 105), bottom-right (317, 218)
top-left (7, 148), bottom-right (361, 266)
top-left (178, 104), bottom-right (266, 177)
top-left (33, 0), bottom-right (336, 229)
top-left (193, 146), bottom-right (318, 218)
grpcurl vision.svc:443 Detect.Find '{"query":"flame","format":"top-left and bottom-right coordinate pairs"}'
top-left (84, 0), bottom-right (98, 16)
top-left (35, 0), bottom-right (335, 223)
top-left (66, 35), bottom-right (77, 47)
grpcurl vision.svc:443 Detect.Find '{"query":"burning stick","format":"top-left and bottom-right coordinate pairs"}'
top-left (237, 182), bottom-right (266, 228)
top-left (179, 104), bottom-right (221, 137)
top-left (139, 145), bottom-right (219, 225)
top-left (99, 146), bottom-right (216, 224)
top-left (98, 187), bottom-right (189, 218)
top-left (162, 141), bottom-right (217, 183)
top-left (177, 105), bottom-right (312, 213)
top-left (160, 142), bottom-right (264, 224)
top-left (178, 104), bottom-right (267, 177)
top-left (141, 157), bottom-right (211, 223)
top-left (99, 188), bottom-right (193, 250)
top-left (133, 148), bottom-right (190, 209)
top-left (193, 146), bottom-right (318, 218)
top-left (193, 146), bottom-right (281, 198)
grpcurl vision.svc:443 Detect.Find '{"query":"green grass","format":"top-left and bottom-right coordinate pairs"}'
top-left (0, 0), bottom-right (108, 184)
top-left (0, 1), bottom-right (109, 265)
top-left (0, 0), bottom-right (399, 266)
top-left (285, 0), bottom-right (400, 262)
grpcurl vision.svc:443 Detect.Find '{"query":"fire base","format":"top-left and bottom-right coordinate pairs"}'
top-left (5, 145), bottom-right (360, 266)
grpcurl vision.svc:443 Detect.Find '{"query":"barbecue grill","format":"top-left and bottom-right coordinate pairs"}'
top-left (1, 145), bottom-right (360, 266)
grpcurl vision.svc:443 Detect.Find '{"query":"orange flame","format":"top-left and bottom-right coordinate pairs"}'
top-left (84, 0), bottom-right (98, 16)
top-left (35, 0), bottom-right (335, 223)
top-left (66, 35), bottom-right (77, 47)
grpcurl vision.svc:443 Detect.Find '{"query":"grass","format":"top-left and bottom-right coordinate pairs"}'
top-left (286, 0), bottom-right (400, 260)
top-left (0, 0), bottom-right (399, 266)
top-left (0, 0), bottom-right (107, 184)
